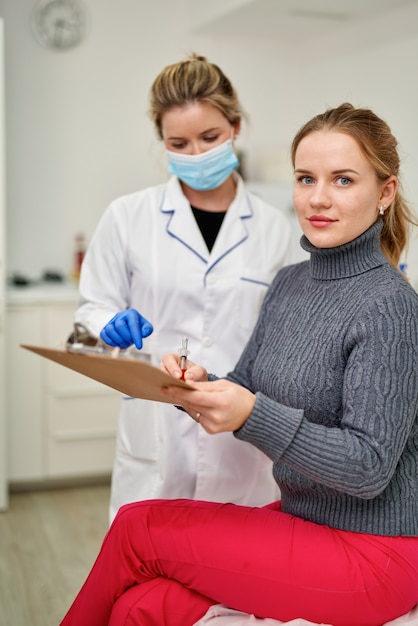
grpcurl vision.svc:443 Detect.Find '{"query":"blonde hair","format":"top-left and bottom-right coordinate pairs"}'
top-left (291, 103), bottom-right (417, 269)
top-left (149, 53), bottom-right (242, 140)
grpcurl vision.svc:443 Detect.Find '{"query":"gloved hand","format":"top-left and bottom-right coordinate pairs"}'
top-left (100, 308), bottom-right (153, 350)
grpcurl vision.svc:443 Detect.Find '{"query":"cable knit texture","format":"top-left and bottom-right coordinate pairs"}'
top-left (230, 221), bottom-right (418, 535)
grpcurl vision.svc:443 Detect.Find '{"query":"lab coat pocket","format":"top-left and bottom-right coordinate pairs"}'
top-left (118, 397), bottom-right (160, 461)
top-left (237, 275), bottom-right (270, 331)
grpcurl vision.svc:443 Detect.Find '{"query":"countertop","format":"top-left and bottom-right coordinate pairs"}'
top-left (6, 282), bottom-right (79, 306)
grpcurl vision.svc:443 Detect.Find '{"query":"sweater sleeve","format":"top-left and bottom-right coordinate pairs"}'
top-left (232, 288), bottom-right (418, 500)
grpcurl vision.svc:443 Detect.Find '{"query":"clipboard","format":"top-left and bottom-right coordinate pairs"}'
top-left (21, 344), bottom-right (193, 403)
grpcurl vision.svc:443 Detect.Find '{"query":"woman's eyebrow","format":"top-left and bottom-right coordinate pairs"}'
top-left (294, 168), bottom-right (360, 175)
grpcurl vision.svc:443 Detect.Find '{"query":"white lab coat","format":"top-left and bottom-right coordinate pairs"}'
top-left (76, 175), bottom-right (297, 521)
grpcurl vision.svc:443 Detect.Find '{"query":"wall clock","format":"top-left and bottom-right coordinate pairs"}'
top-left (31, 0), bottom-right (86, 51)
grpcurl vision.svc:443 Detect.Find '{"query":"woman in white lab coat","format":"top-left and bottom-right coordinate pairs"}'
top-left (76, 54), bottom-right (296, 521)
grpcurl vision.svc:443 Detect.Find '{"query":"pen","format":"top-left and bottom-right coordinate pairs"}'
top-left (178, 337), bottom-right (190, 381)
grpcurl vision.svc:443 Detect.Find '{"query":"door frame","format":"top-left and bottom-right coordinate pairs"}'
top-left (0, 18), bottom-right (8, 511)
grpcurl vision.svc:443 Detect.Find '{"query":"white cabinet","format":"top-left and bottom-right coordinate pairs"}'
top-left (6, 286), bottom-right (120, 485)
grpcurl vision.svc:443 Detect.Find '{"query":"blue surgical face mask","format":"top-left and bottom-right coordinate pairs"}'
top-left (166, 139), bottom-right (239, 191)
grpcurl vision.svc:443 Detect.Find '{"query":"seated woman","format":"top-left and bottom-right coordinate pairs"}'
top-left (60, 103), bottom-right (418, 626)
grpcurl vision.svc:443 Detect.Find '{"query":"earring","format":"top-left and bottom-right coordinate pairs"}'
top-left (379, 205), bottom-right (385, 216)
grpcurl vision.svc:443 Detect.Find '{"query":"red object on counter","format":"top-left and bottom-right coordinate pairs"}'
top-left (73, 233), bottom-right (86, 281)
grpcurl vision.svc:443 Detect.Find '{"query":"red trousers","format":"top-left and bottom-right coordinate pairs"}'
top-left (60, 499), bottom-right (418, 626)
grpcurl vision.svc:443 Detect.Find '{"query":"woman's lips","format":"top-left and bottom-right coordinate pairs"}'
top-left (308, 215), bottom-right (336, 228)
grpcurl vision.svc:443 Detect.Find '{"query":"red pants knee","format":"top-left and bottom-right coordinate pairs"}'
top-left (108, 578), bottom-right (213, 626)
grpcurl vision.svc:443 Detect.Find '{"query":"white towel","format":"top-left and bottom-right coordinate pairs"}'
top-left (193, 603), bottom-right (418, 626)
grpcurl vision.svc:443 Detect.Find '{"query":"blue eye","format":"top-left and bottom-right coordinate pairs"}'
top-left (337, 176), bottom-right (351, 186)
top-left (300, 176), bottom-right (314, 185)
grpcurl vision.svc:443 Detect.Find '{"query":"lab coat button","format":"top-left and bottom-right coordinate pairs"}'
top-left (203, 337), bottom-right (212, 347)
top-left (207, 275), bottom-right (216, 285)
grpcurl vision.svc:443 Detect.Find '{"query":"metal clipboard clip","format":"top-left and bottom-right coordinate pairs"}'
top-left (65, 323), bottom-right (150, 362)
top-left (66, 322), bottom-right (107, 354)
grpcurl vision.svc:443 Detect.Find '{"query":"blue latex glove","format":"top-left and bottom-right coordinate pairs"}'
top-left (100, 308), bottom-right (153, 350)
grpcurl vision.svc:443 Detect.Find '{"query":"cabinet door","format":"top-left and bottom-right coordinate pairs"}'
top-left (7, 302), bottom-right (120, 483)
top-left (6, 307), bottom-right (44, 481)
top-left (44, 306), bottom-right (120, 479)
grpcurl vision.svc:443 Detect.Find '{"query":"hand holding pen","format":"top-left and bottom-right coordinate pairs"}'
top-left (177, 337), bottom-right (190, 381)
top-left (161, 348), bottom-right (255, 433)
top-left (161, 346), bottom-right (207, 384)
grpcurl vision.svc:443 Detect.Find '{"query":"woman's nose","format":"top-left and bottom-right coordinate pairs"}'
top-left (309, 183), bottom-right (332, 208)
top-left (189, 142), bottom-right (203, 155)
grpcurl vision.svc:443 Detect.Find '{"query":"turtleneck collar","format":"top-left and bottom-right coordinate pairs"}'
top-left (300, 220), bottom-right (389, 281)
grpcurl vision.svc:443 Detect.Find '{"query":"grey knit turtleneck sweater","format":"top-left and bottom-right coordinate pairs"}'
top-left (230, 220), bottom-right (418, 535)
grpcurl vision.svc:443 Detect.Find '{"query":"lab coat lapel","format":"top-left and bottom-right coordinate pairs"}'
top-left (207, 176), bottom-right (253, 271)
top-left (161, 176), bottom-right (209, 263)
top-left (160, 175), bottom-right (253, 268)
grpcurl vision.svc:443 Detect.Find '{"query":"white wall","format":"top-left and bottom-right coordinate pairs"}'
top-left (0, 0), bottom-right (417, 287)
